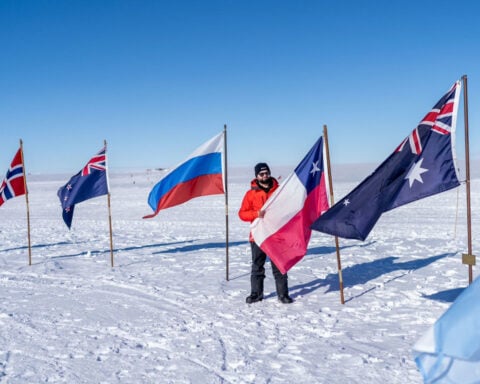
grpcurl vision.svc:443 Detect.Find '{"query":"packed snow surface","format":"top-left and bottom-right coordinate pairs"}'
top-left (0, 168), bottom-right (478, 383)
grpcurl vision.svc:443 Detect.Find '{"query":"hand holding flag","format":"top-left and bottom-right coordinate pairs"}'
top-left (251, 136), bottom-right (330, 274)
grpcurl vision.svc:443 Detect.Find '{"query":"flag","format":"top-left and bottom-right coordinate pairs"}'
top-left (57, 147), bottom-right (109, 229)
top-left (0, 147), bottom-right (26, 207)
top-left (311, 81), bottom-right (461, 241)
top-left (251, 136), bottom-right (330, 274)
top-left (143, 132), bottom-right (225, 219)
top-left (413, 276), bottom-right (480, 383)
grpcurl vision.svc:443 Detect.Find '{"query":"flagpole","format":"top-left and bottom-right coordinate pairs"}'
top-left (323, 125), bottom-right (345, 304)
top-left (224, 125), bottom-right (230, 281)
top-left (105, 139), bottom-right (115, 268)
top-left (461, 75), bottom-right (474, 284)
top-left (19, 139), bottom-right (32, 266)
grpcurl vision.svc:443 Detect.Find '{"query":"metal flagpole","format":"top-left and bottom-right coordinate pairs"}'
top-left (224, 125), bottom-right (230, 281)
top-left (105, 139), bottom-right (115, 268)
top-left (19, 139), bottom-right (32, 266)
top-left (323, 125), bottom-right (345, 304)
top-left (460, 75), bottom-right (475, 284)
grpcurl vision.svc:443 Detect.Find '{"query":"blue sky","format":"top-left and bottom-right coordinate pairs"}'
top-left (1, 0), bottom-right (479, 174)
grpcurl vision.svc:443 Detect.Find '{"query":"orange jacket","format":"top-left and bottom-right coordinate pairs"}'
top-left (238, 178), bottom-right (279, 241)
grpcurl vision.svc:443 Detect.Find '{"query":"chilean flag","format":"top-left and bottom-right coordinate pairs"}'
top-left (251, 136), bottom-right (330, 274)
top-left (143, 132), bottom-right (225, 219)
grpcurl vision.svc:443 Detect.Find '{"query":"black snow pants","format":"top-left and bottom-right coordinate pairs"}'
top-left (250, 241), bottom-right (288, 297)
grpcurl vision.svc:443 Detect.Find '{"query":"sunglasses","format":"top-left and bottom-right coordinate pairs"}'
top-left (258, 171), bottom-right (270, 177)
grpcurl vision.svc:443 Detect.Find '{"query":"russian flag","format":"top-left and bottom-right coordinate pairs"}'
top-left (251, 136), bottom-right (330, 274)
top-left (143, 132), bottom-right (225, 219)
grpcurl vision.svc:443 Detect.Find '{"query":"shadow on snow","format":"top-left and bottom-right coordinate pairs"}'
top-left (289, 252), bottom-right (455, 302)
top-left (153, 241), bottom-right (247, 254)
top-left (422, 287), bottom-right (465, 303)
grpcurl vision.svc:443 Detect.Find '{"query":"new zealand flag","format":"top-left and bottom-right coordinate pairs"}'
top-left (311, 81), bottom-right (461, 241)
top-left (58, 147), bottom-right (109, 229)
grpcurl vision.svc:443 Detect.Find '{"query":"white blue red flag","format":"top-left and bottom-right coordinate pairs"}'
top-left (413, 276), bottom-right (480, 383)
top-left (57, 146), bottom-right (109, 229)
top-left (311, 80), bottom-right (461, 241)
top-left (251, 136), bottom-right (330, 274)
top-left (0, 148), bottom-right (26, 207)
top-left (143, 132), bottom-right (225, 219)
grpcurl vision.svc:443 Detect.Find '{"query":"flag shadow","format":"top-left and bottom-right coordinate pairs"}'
top-left (289, 252), bottom-right (454, 300)
top-left (152, 241), bottom-right (248, 254)
top-left (40, 240), bottom-right (196, 262)
top-left (422, 287), bottom-right (465, 303)
top-left (305, 241), bottom-right (375, 258)
top-left (0, 241), bottom-right (84, 253)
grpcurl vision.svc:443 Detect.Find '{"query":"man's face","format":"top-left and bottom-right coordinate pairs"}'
top-left (256, 170), bottom-right (270, 182)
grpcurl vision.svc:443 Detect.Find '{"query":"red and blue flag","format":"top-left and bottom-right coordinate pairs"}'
top-left (251, 136), bottom-right (330, 274)
top-left (0, 148), bottom-right (26, 207)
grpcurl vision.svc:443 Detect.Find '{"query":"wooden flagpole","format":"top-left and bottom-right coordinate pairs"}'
top-left (224, 125), bottom-right (230, 281)
top-left (460, 75), bottom-right (475, 284)
top-left (19, 139), bottom-right (32, 266)
top-left (105, 139), bottom-right (115, 268)
top-left (323, 125), bottom-right (345, 304)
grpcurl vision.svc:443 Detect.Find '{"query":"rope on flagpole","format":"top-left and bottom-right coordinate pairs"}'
top-left (453, 181), bottom-right (460, 239)
top-left (461, 75), bottom-right (475, 284)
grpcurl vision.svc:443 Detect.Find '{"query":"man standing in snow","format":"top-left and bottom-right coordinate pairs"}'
top-left (238, 163), bottom-right (293, 304)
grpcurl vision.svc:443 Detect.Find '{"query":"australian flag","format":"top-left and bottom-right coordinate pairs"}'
top-left (311, 81), bottom-right (461, 241)
top-left (58, 147), bottom-right (109, 229)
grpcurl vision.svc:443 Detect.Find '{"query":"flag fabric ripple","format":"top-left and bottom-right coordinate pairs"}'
top-left (413, 276), bottom-right (480, 383)
top-left (251, 136), bottom-right (330, 274)
top-left (311, 80), bottom-right (461, 241)
top-left (0, 147), bottom-right (26, 207)
top-left (57, 147), bottom-right (109, 229)
top-left (143, 132), bottom-right (225, 219)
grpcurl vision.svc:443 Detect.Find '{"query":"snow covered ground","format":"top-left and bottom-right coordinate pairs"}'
top-left (0, 167), bottom-right (478, 383)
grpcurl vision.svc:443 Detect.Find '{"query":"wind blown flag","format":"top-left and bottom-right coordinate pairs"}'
top-left (413, 276), bottom-right (480, 383)
top-left (311, 81), bottom-right (461, 241)
top-left (57, 147), bottom-right (109, 229)
top-left (0, 147), bottom-right (26, 207)
top-left (251, 136), bottom-right (330, 274)
top-left (143, 132), bottom-right (225, 219)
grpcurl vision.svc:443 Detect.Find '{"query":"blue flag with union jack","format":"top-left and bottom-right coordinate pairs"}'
top-left (311, 81), bottom-right (461, 241)
top-left (57, 147), bottom-right (109, 229)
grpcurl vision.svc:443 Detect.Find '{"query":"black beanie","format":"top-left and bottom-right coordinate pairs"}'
top-left (254, 162), bottom-right (270, 176)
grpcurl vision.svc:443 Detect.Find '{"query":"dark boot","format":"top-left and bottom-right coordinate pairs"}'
top-left (272, 261), bottom-right (293, 304)
top-left (245, 293), bottom-right (264, 304)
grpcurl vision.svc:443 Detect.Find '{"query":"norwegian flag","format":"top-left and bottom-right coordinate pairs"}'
top-left (312, 81), bottom-right (461, 241)
top-left (0, 148), bottom-right (26, 207)
top-left (58, 146), bottom-right (109, 229)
